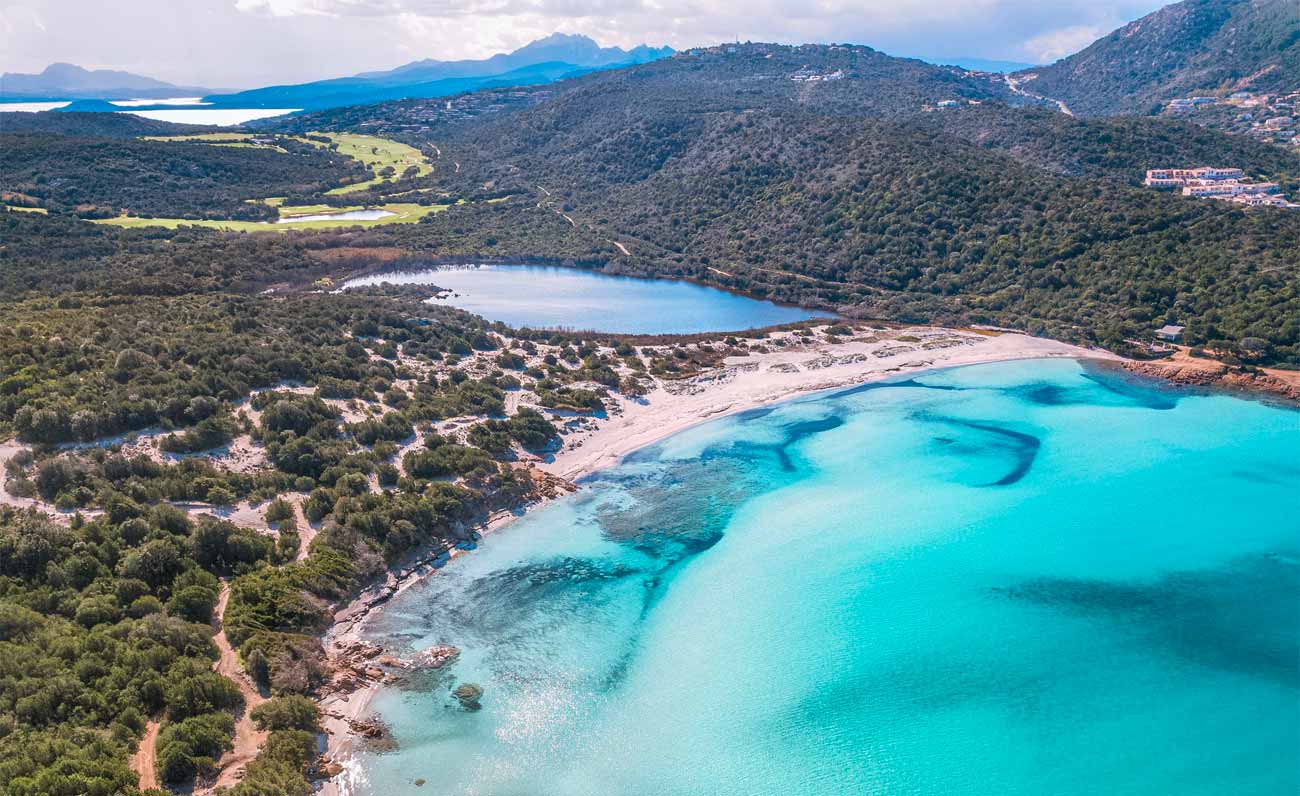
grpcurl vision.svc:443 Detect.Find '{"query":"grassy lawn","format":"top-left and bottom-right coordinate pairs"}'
top-left (92, 202), bottom-right (449, 232)
top-left (139, 131), bottom-right (435, 196)
top-left (276, 203), bottom-right (351, 217)
top-left (106, 131), bottom-right (440, 228)
top-left (3, 205), bottom-right (48, 214)
top-left (142, 132), bottom-right (286, 151)
top-left (309, 133), bottom-right (434, 195)
top-left (141, 133), bottom-right (256, 142)
top-left (211, 142), bottom-right (288, 152)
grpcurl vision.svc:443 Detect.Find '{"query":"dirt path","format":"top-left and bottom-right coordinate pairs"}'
top-left (609, 240), bottom-right (631, 256)
top-left (131, 719), bottom-right (161, 790)
top-left (287, 493), bottom-right (317, 561)
top-left (201, 584), bottom-right (268, 793)
top-left (1005, 73), bottom-right (1074, 116)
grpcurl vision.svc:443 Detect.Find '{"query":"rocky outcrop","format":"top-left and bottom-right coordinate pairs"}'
top-left (1124, 360), bottom-right (1300, 403)
top-left (523, 466), bottom-right (579, 500)
top-left (411, 644), bottom-right (461, 670)
top-left (349, 716), bottom-right (397, 751)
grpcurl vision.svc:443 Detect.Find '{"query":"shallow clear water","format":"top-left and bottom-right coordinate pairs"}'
top-left (342, 264), bottom-right (832, 333)
top-left (276, 209), bottom-right (395, 224)
top-left (352, 359), bottom-right (1299, 796)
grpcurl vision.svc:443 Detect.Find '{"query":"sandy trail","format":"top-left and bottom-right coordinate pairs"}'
top-left (288, 493), bottom-right (317, 561)
top-left (131, 719), bottom-right (161, 790)
top-left (201, 583), bottom-right (268, 793)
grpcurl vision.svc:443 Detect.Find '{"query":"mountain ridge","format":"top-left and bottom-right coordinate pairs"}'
top-left (205, 34), bottom-right (673, 111)
top-left (1016, 0), bottom-right (1300, 116)
top-left (0, 62), bottom-right (209, 99)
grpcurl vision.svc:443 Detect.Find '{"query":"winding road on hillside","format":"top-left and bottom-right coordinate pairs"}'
top-left (1005, 74), bottom-right (1074, 116)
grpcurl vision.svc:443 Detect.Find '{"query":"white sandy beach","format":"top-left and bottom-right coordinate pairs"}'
top-left (543, 329), bottom-right (1115, 480)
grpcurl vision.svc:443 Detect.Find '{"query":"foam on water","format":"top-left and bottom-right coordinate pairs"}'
top-left (353, 359), bottom-right (1299, 795)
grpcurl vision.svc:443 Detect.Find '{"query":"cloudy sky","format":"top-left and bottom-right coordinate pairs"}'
top-left (2, 0), bottom-right (1171, 89)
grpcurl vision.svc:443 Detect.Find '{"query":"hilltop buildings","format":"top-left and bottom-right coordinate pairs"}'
top-left (1162, 91), bottom-right (1300, 148)
top-left (1144, 167), bottom-right (1296, 209)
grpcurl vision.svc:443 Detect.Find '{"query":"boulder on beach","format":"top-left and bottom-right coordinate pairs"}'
top-left (453, 682), bottom-right (483, 711)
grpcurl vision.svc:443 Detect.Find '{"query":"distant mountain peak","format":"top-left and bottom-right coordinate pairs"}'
top-left (1, 62), bottom-right (206, 99)
top-left (209, 33), bottom-right (674, 111)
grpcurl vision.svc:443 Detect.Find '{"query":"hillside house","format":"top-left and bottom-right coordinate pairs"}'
top-left (1154, 325), bottom-right (1185, 343)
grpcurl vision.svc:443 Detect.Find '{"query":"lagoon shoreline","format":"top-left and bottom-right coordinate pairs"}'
top-left (314, 329), bottom-right (1118, 794)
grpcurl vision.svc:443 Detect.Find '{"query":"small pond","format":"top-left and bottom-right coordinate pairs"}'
top-left (277, 209), bottom-right (396, 224)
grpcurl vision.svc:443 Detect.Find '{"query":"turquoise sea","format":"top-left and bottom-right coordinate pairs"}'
top-left (350, 359), bottom-right (1300, 795)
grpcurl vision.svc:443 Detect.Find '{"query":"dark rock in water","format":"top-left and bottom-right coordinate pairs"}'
top-left (453, 682), bottom-right (484, 711)
top-left (349, 716), bottom-right (398, 752)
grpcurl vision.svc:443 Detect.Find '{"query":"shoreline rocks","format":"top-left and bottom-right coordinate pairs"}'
top-left (411, 644), bottom-right (460, 670)
top-left (1124, 360), bottom-right (1300, 403)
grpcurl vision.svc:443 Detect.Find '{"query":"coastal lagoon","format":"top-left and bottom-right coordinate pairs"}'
top-left (347, 359), bottom-right (1299, 795)
top-left (342, 264), bottom-right (833, 333)
top-left (118, 107), bottom-right (300, 124)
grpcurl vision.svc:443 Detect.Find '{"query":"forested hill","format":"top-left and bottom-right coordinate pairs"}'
top-left (911, 105), bottom-right (1300, 179)
top-left (440, 107), bottom-right (1298, 353)
top-left (252, 41), bottom-right (1300, 363)
top-left (262, 42), bottom-right (1022, 135)
top-left (1017, 0), bottom-right (1300, 116)
top-left (0, 111), bottom-right (215, 139)
top-left (0, 134), bottom-right (362, 219)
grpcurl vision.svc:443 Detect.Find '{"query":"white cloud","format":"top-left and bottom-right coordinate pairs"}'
top-left (0, 0), bottom-right (1173, 88)
top-left (1023, 24), bottom-right (1108, 63)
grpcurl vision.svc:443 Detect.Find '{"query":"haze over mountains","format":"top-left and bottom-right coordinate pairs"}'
top-left (0, 34), bottom-right (673, 110)
top-left (204, 34), bottom-right (674, 111)
top-left (0, 62), bottom-right (209, 99)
